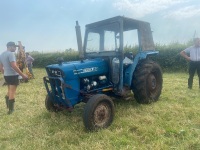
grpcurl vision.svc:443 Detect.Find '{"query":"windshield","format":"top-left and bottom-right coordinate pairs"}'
top-left (85, 22), bottom-right (120, 53)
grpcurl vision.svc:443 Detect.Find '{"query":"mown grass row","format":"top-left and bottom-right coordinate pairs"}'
top-left (0, 69), bottom-right (200, 149)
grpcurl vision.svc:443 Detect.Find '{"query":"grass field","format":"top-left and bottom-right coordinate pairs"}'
top-left (0, 69), bottom-right (200, 150)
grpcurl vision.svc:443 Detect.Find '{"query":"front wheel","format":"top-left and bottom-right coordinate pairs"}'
top-left (132, 60), bottom-right (163, 104)
top-left (83, 94), bottom-right (115, 131)
top-left (45, 93), bottom-right (60, 112)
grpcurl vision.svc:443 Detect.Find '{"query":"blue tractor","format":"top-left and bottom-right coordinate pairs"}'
top-left (43, 16), bottom-right (163, 131)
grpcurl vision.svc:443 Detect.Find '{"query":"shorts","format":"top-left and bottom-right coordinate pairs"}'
top-left (4, 75), bottom-right (19, 85)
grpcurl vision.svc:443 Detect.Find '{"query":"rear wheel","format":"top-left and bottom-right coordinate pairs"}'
top-left (132, 60), bottom-right (163, 104)
top-left (83, 94), bottom-right (115, 131)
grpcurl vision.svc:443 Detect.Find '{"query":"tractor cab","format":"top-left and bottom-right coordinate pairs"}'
top-left (83, 16), bottom-right (155, 58)
top-left (77, 16), bottom-right (159, 94)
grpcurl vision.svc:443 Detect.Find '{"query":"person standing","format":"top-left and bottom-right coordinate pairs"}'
top-left (25, 52), bottom-right (34, 78)
top-left (180, 38), bottom-right (200, 89)
top-left (0, 41), bottom-right (28, 114)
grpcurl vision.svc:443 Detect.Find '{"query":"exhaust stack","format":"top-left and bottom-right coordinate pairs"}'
top-left (75, 21), bottom-right (84, 59)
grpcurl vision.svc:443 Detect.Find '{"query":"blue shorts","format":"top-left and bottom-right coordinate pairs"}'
top-left (4, 75), bottom-right (19, 85)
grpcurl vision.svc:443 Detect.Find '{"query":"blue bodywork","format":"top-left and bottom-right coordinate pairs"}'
top-left (43, 51), bottom-right (158, 109)
top-left (43, 58), bottom-right (109, 108)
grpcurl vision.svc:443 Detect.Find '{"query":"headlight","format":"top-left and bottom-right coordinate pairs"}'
top-left (48, 68), bottom-right (63, 77)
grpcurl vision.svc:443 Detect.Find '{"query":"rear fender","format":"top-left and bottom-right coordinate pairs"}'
top-left (124, 51), bottom-right (159, 86)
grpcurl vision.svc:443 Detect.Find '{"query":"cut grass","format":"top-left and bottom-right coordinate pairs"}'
top-left (0, 69), bottom-right (200, 150)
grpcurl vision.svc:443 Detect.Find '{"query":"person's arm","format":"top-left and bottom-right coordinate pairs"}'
top-left (180, 50), bottom-right (190, 61)
top-left (0, 63), bottom-right (4, 74)
top-left (10, 61), bottom-right (28, 79)
top-left (29, 56), bottom-right (34, 62)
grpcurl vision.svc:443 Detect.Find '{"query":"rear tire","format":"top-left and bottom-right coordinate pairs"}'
top-left (132, 60), bottom-right (163, 104)
top-left (83, 94), bottom-right (115, 131)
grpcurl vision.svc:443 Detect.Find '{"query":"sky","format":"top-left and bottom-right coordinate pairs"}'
top-left (0, 0), bottom-right (200, 52)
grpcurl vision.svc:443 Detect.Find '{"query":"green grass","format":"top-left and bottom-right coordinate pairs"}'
top-left (0, 69), bottom-right (200, 150)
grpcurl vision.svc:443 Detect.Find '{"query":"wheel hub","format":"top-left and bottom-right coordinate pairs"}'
top-left (94, 103), bottom-right (110, 126)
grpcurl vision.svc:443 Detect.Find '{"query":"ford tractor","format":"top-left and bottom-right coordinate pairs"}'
top-left (43, 16), bottom-right (163, 131)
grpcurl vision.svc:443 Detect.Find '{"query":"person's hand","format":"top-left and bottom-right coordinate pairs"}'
top-left (22, 74), bottom-right (28, 80)
top-left (186, 57), bottom-right (191, 61)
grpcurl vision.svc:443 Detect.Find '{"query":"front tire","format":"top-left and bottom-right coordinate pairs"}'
top-left (45, 93), bottom-right (59, 112)
top-left (132, 60), bottom-right (163, 104)
top-left (83, 94), bottom-right (115, 131)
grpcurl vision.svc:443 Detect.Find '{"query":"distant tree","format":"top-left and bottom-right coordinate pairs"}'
top-left (65, 48), bottom-right (75, 52)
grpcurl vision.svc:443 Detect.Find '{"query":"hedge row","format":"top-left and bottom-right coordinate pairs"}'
top-left (153, 42), bottom-right (189, 72)
top-left (31, 42), bottom-right (192, 72)
top-left (31, 51), bottom-right (79, 68)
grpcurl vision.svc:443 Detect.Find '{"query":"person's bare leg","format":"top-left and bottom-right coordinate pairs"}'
top-left (7, 85), bottom-right (9, 97)
top-left (9, 85), bottom-right (17, 99)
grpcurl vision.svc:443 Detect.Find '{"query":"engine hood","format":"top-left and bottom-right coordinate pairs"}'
top-left (46, 58), bottom-right (109, 80)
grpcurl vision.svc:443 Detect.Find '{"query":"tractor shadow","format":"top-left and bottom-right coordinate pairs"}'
top-left (27, 103), bottom-right (86, 133)
top-left (110, 93), bottom-right (141, 108)
top-left (28, 95), bottom-right (150, 133)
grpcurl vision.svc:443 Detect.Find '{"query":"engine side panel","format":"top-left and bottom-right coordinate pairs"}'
top-left (72, 58), bottom-right (109, 78)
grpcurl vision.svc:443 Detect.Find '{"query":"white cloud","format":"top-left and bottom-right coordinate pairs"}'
top-left (164, 6), bottom-right (200, 19)
top-left (113, 0), bottom-right (187, 17)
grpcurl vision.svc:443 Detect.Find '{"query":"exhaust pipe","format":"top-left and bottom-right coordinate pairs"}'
top-left (75, 21), bottom-right (84, 59)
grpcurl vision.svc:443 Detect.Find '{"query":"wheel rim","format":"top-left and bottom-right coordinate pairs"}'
top-left (147, 73), bottom-right (157, 91)
top-left (93, 102), bottom-right (111, 127)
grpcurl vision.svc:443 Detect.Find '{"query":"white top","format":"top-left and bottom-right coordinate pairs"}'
top-left (0, 50), bottom-right (18, 76)
top-left (184, 46), bottom-right (200, 61)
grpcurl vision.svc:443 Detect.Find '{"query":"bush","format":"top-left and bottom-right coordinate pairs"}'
top-left (124, 42), bottom-right (190, 72)
top-left (154, 42), bottom-right (188, 72)
top-left (31, 51), bottom-right (79, 68)
top-left (30, 42), bottom-right (192, 72)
